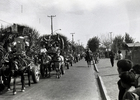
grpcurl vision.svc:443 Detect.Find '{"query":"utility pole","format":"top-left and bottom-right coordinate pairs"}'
top-left (21, 5), bottom-right (23, 13)
top-left (48, 15), bottom-right (56, 35)
top-left (39, 18), bottom-right (40, 24)
top-left (70, 33), bottom-right (75, 44)
top-left (110, 32), bottom-right (112, 43)
top-left (78, 39), bottom-right (80, 45)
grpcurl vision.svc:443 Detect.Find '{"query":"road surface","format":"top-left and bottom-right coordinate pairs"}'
top-left (0, 59), bottom-right (101, 100)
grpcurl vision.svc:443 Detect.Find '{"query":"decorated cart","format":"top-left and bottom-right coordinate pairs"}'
top-left (0, 24), bottom-right (41, 94)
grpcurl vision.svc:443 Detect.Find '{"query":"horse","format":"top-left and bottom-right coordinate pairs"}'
top-left (7, 53), bottom-right (32, 95)
top-left (40, 53), bottom-right (52, 78)
top-left (0, 48), bottom-right (11, 94)
top-left (0, 58), bottom-right (10, 94)
top-left (52, 52), bottom-right (65, 79)
top-left (0, 57), bottom-right (11, 91)
top-left (64, 53), bottom-right (73, 67)
top-left (94, 52), bottom-right (99, 64)
top-left (68, 54), bottom-right (74, 66)
top-left (85, 51), bottom-right (93, 67)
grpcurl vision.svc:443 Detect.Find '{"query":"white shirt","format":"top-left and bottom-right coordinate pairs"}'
top-left (118, 53), bottom-right (123, 60)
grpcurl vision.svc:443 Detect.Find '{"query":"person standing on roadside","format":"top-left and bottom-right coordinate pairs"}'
top-left (109, 50), bottom-right (115, 67)
top-left (119, 71), bottom-right (139, 100)
top-left (118, 50), bottom-right (123, 60)
top-left (117, 59), bottom-right (133, 100)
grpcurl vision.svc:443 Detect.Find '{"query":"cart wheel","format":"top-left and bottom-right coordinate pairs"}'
top-left (32, 66), bottom-right (40, 83)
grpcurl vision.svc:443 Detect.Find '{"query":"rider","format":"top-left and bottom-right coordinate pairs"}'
top-left (85, 48), bottom-right (92, 67)
top-left (40, 45), bottom-right (47, 54)
top-left (53, 49), bottom-right (65, 75)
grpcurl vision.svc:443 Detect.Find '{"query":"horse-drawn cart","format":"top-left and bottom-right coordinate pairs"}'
top-left (0, 27), bottom-right (41, 94)
top-left (13, 36), bottom-right (40, 84)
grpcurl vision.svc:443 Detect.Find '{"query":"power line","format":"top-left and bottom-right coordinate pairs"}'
top-left (21, 5), bottom-right (23, 13)
top-left (0, 19), bottom-right (12, 24)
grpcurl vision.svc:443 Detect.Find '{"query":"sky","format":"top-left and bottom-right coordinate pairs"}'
top-left (0, 0), bottom-right (140, 47)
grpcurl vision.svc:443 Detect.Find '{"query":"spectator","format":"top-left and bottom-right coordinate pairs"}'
top-left (118, 50), bottom-right (123, 60)
top-left (132, 64), bottom-right (140, 88)
top-left (119, 71), bottom-right (139, 100)
top-left (117, 59), bottom-right (133, 100)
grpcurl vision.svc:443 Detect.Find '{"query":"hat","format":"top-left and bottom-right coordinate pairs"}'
top-left (117, 59), bottom-right (133, 72)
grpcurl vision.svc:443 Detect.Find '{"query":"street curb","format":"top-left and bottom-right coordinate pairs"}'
top-left (93, 63), bottom-right (99, 73)
top-left (94, 61), bottom-right (111, 100)
top-left (97, 74), bottom-right (111, 100)
top-left (92, 60), bottom-right (99, 73)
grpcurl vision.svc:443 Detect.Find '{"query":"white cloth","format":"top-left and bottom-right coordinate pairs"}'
top-left (60, 55), bottom-right (65, 65)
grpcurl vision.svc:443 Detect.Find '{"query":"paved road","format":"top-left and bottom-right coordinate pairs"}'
top-left (0, 59), bottom-right (101, 100)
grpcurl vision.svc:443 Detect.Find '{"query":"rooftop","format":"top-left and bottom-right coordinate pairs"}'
top-left (126, 42), bottom-right (140, 47)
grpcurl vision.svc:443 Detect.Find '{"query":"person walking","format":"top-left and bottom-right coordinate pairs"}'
top-left (109, 50), bottom-right (115, 67)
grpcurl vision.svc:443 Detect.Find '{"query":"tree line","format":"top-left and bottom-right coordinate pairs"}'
top-left (86, 33), bottom-right (136, 54)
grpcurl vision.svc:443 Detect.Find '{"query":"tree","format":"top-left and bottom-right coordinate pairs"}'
top-left (99, 33), bottom-right (112, 51)
top-left (111, 35), bottom-right (124, 53)
top-left (102, 39), bottom-right (111, 51)
top-left (124, 33), bottom-right (134, 43)
top-left (87, 36), bottom-right (100, 52)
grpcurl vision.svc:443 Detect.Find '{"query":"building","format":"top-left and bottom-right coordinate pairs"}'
top-left (126, 42), bottom-right (140, 65)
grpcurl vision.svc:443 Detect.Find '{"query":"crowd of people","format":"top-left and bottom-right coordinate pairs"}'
top-left (116, 56), bottom-right (140, 99)
top-left (108, 49), bottom-right (140, 100)
top-left (116, 59), bottom-right (140, 100)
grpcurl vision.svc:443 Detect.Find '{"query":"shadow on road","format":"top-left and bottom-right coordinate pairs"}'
top-left (98, 66), bottom-right (111, 69)
top-left (75, 66), bottom-right (89, 68)
top-left (101, 74), bottom-right (118, 77)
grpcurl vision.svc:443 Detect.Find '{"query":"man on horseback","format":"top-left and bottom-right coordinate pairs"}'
top-left (85, 48), bottom-right (93, 67)
top-left (52, 49), bottom-right (65, 78)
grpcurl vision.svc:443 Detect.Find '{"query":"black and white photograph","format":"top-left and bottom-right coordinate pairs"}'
top-left (0, 0), bottom-right (140, 100)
